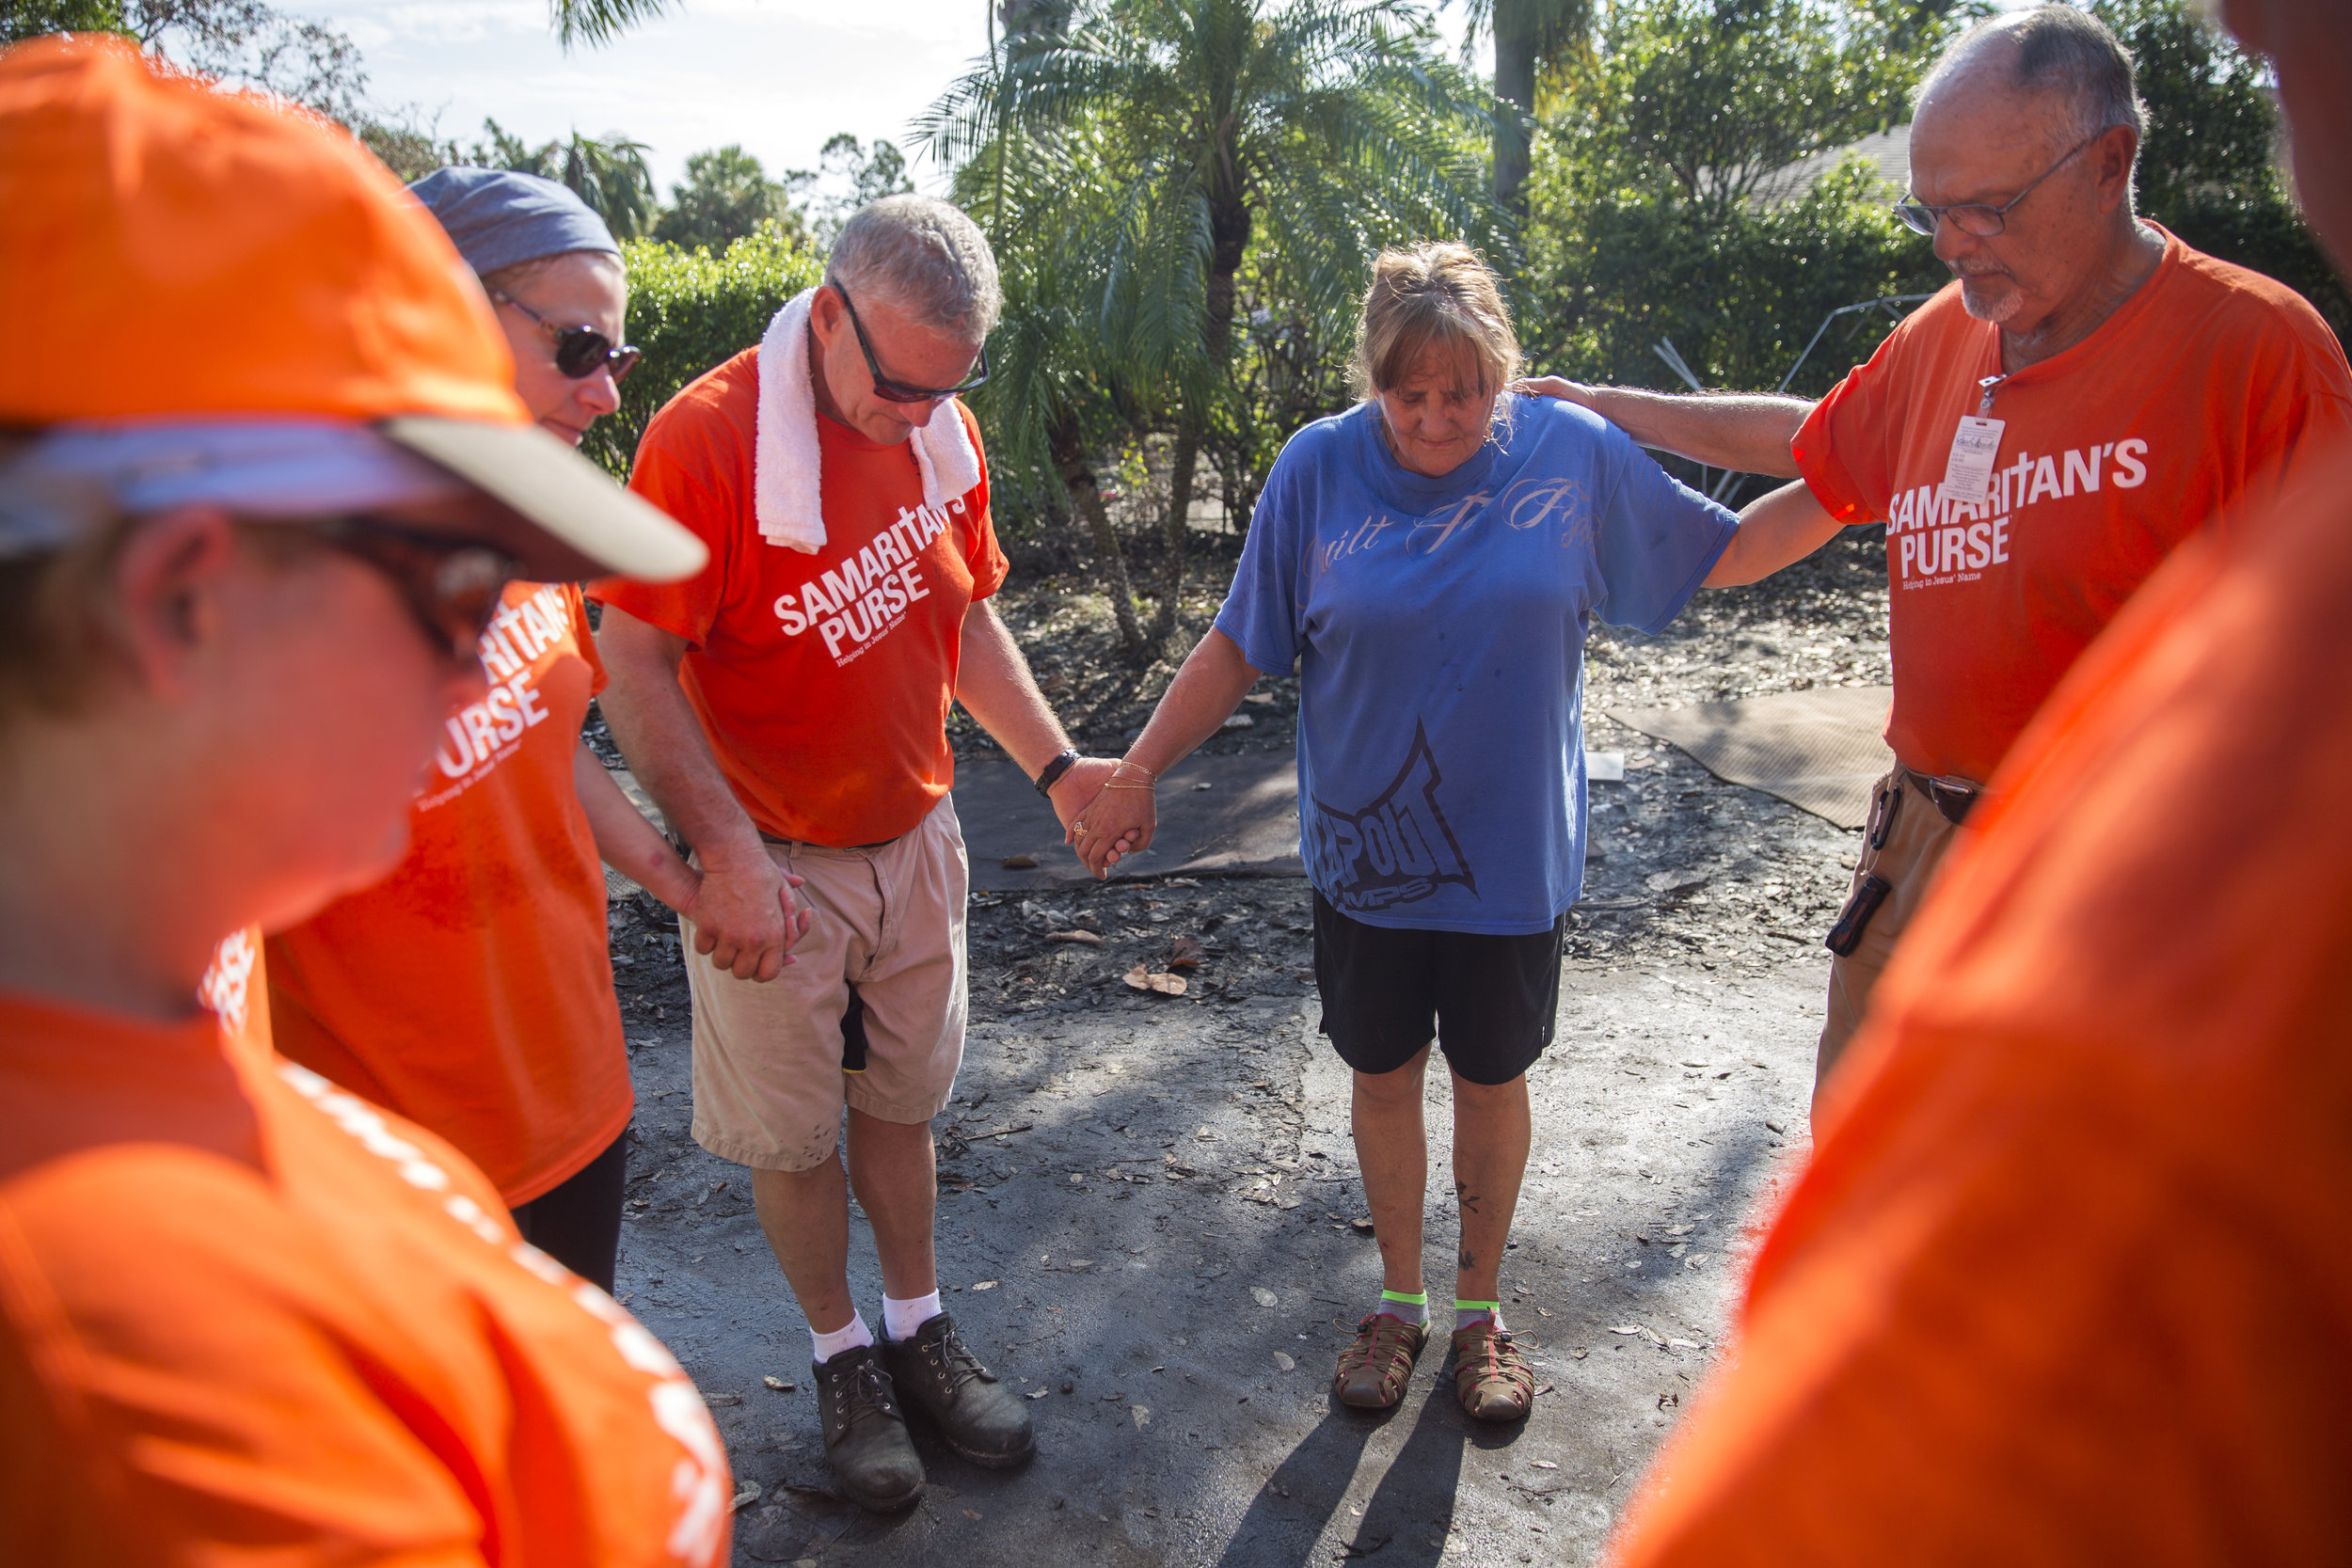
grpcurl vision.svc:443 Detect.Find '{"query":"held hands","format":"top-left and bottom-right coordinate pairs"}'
top-left (1043, 755), bottom-right (1120, 834)
top-left (1065, 760), bottom-right (1158, 879)
top-left (678, 851), bottom-right (812, 983)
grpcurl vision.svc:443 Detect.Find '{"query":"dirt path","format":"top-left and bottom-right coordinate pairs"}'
top-left (596, 526), bottom-right (1888, 1565)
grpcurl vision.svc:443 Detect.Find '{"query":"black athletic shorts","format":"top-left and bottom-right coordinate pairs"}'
top-left (1311, 892), bottom-right (1568, 1085)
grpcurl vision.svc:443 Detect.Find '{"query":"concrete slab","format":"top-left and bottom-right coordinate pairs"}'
top-left (954, 752), bottom-right (1305, 892)
top-left (1608, 688), bottom-right (1893, 831)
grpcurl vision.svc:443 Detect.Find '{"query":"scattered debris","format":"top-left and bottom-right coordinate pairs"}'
top-left (1001, 853), bottom-right (1040, 869)
top-left (1048, 928), bottom-right (1105, 946)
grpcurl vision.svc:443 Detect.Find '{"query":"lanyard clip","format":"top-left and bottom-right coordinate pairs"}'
top-left (1976, 372), bottom-right (2008, 417)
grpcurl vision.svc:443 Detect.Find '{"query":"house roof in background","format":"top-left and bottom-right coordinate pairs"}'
top-left (1752, 123), bottom-right (1912, 208)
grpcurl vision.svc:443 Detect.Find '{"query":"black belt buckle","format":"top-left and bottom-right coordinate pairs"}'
top-left (1925, 774), bottom-right (1979, 826)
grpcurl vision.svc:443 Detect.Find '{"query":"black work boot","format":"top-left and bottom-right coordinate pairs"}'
top-left (880, 1311), bottom-right (1037, 1468)
top-left (813, 1345), bottom-right (925, 1512)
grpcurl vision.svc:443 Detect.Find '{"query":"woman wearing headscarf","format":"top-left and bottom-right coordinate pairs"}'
top-left (1070, 244), bottom-right (1840, 1420)
top-left (261, 169), bottom-right (763, 1292)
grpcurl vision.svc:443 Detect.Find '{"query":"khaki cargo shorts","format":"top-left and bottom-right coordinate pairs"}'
top-left (682, 795), bottom-right (968, 1172)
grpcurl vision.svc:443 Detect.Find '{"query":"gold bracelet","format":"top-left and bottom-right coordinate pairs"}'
top-left (1111, 760), bottom-right (1159, 782)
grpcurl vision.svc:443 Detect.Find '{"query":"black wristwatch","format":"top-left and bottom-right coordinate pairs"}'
top-left (1034, 749), bottom-right (1081, 798)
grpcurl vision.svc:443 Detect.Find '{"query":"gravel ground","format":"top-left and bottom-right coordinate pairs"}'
top-left (596, 519), bottom-right (1894, 1565)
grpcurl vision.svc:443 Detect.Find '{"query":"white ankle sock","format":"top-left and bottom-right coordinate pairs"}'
top-left (809, 1310), bottom-right (873, 1363)
top-left (883, 1291), bottom-right (944, 1341)
top-left (1455, 1300), bottom-right (1505, 1334)
top-left (1375, 1289), bottom-right (1429, 1325)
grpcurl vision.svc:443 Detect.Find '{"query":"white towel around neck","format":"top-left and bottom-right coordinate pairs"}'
top-left (754, 287), bottom-right (984, 553)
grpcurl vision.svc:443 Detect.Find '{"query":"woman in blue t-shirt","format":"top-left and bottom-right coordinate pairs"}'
top-left (1069, 243), bottom-right (1841, 1421)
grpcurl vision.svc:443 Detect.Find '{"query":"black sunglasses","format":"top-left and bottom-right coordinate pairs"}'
top-left (308, 515), bottom-right (518, 663)
top-left (1891, 133), bottom-right (2099, 240)
top-left (831, 281), bottom-right (990, 404)
top-left (490, 289), bottom-right (643, 383)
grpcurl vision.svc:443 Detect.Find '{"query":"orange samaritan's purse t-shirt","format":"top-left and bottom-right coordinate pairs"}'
top-left (0, 936), bottom-right (730, 1565)
top-left (1793, 226), bottom-right (2352, 784)
top-left (267, 581), bottom-right (632, 1207)
top-left (1606, 446), bottom-right (2352, 1566)
top-left (593, 349), bottom-right (1009, 848)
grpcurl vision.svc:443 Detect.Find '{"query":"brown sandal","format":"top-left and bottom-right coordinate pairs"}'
top-left (1451, 1319), bottom-right (1535, 1422)
top-left (1333, 1313), bottom-right (1428, 1409)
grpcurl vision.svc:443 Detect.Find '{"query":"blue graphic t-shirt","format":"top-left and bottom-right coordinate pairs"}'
top-left (1216, 394), bottom-right (1738, 935)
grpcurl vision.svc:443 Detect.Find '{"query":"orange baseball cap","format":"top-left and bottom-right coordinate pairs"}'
top-left (0, 35), bottom-right (702, 583)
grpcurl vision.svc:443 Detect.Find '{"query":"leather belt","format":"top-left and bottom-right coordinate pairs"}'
top-left (760, 831), bottom-right (901, 852)
top-left (1900, 767), bottom-right (1982, 827)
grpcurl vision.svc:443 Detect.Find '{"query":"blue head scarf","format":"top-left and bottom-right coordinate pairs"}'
top-left (406, 167), bottom-right (621, 277)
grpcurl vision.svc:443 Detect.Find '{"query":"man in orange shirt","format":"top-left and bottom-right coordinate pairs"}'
top-left (0, 38), bottom-right (729, 1563)
top-left (1529, 3), bottom-right (2352, 1112)
top-left (1604, 0), bottom-right (2352, 1558)
top-left (595, 196), bottom-right (1107, 1512)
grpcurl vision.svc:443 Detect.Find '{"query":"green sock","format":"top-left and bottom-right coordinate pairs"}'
top-left (1454, 1298), bottom-right (1503, 1333)
top-left (1375, 1289), bottom-right (1428, 1325)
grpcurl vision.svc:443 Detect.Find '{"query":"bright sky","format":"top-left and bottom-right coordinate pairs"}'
top-left (287, 0), bottom-right (1484, 195)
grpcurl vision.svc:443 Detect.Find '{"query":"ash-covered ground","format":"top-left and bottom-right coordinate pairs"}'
top-left (596, 523), bottom-right (1891, 1566)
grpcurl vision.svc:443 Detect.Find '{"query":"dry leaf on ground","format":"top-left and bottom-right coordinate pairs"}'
top-left (1123, 964), bottom-right (1186, 995)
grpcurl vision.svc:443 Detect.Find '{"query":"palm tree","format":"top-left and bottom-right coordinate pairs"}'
top-left (927, 0), bottom-right (1502, 643)
top-left (480, 120), bottom-right (658, 239)
top-left (959, 120), bottom-right (1157, 656)
top-left (545, 0), bottom-right (668, 48)
top-left (1454, 0), bottom-right (1593, 210)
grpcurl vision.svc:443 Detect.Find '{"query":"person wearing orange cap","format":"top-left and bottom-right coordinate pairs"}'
top-left (1600, 0), bottom-right (2352, 1560)
top-left (0, 37), bottom-right (730, 1563)
top-left (264, 166), bottom-right (723, 1293)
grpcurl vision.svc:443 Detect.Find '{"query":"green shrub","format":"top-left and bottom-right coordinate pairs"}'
top-left (589, 229), bottom-right (825, 479)
top-left (1523, 159), bottom-right (1947, 400)
top-left (2097, 0), bottom-right (2348, 340)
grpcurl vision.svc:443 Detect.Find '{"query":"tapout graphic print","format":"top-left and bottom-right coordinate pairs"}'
top-left (1306, 723), bottom-right (1477, 911)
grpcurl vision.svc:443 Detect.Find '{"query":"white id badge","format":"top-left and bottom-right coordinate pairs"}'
top-left (1939, 416), bottom-right (2005, 507)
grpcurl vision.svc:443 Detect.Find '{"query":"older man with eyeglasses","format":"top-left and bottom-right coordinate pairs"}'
top-left (1527, 4), bottom-right (2352, 1117)
top-left (593, 195), bottom-right (1104, 1513)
